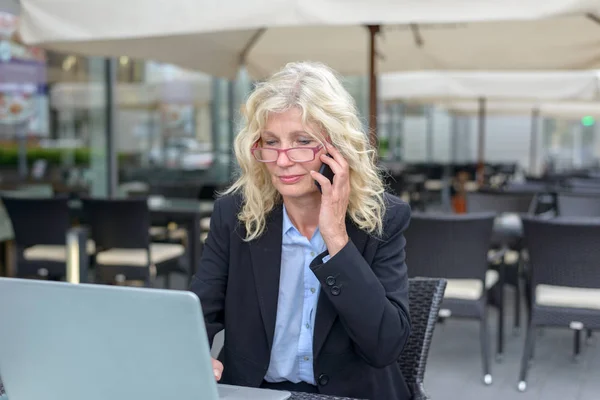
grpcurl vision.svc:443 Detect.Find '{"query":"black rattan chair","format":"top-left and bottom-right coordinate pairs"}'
top-left (556, 193), bottom-right (600, 217)
top-left (467, 191), bottom-right (536, 335)
top-left (1, 196), bottom-right (93, 280)
top-left (405, 212), bottom-right (496, 385)
top-left (82, 198), bottom-right (185, 287)
top-left (400, 277), bottom-right (447, 400)
top-left (517, 216), bottom-right (600, 392)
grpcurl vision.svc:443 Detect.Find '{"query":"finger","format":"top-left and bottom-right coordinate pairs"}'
top-left (212, 358), bottom-right (223, 381)
top-left (319, 153), bottom-right (343, 175)
top-left (310, 170), bottom-right (333, 194)
top-left (325, 142), bottom-right (349, 170)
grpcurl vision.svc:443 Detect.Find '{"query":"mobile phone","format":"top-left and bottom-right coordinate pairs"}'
top-left (315, 154), bottom-right (335, 193)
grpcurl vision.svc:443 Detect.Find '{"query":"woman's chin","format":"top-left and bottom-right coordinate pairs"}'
top-left (275, 181), bottom-right (319, 199)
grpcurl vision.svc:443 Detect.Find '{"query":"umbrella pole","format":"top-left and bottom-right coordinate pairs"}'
top-left (476, 97), bottom-right (486, 185)
top-left (529, 107), bottom-right (540, 176)
top-left (367, 25), bottom-right (380, 150)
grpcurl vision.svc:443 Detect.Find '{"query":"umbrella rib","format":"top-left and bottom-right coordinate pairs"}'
top-left (239, 28), bottom-right (267, 65)
top-left (586, 13), bottom-right (600, 26)
top-left (409, 23), bottom-right (424, 48)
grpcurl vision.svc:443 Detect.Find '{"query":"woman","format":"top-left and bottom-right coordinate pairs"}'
top-left (190, 62), bottom-right (412, 400)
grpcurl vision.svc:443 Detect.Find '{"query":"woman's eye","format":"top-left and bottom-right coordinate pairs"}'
top-left (264, 140), bottom-right (277, 146)
top-left (297, 139), bottom-right (313, 146)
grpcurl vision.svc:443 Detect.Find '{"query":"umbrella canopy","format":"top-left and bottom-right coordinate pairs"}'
top-left (439, 99), bottom-right (600, 118)
top-left (49, 81), bottom-right (212, 110)
top-left (17, 0), bottom-right (600, 79)
top-left (17, 0), bottom-right (600, 144)
top-left (380, 71), bottom-right (600, 102)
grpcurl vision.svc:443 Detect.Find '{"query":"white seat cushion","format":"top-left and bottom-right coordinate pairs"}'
top-left (444, 270), bottom-right (499, 301)
top-left (536, 285), bottom-right (600, 311)
top-left (150, 226), bottom-right (187, 240)
top-left (149, 226), bottom-right (168, 236)
top-left (200, 232), bottom-right (208, 243)
top-left (487, 249), bottom-right (520, 265)
top-left (96, 243), bottom-right (185, 266)
top-left (504, 250), bottom-right (520, 265)
top-left (464, 181), bottom-right (479, 192)
top-left (424, 180), bottom-right (442, 191)
top-left (200, 217), bottom-right (211, 231)
top-left (24, 241), bottom-right (96, 262)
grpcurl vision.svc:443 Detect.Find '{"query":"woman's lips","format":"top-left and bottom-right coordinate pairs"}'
top-left (279, 175), bottom-right (303, 184)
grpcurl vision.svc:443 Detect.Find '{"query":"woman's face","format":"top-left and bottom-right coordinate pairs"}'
top-left (258, 108), bottom-right (327, 200)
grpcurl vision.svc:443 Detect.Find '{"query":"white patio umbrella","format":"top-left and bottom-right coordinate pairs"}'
top-left (440, 99), bottom-right (600, 174)
top-left (16, 0), bottom-right (600, 144)
top-left (380, 70), bottom-right (600, 176)
top-left (380, 71), bottom-right (600, 103)
top-left (441, 100), bottom-right (600, 118)
top-left (49, 81), bottom-right (212, 110)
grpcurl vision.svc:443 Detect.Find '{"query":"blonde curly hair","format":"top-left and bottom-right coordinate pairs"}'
top-left (223, 61), bottom-right (386, 241)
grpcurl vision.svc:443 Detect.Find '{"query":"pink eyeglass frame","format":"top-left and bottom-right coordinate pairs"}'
top-left (251, 141), bottom-right (324, 163)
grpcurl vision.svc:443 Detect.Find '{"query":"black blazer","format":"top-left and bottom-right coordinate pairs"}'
top-left (190, 193), bottom-right (412, 400)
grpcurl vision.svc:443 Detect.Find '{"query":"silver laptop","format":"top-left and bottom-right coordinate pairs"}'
top-left (0, 278), bottom-right (290, 400)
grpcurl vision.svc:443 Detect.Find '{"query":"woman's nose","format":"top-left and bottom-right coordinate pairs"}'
top-left (276, 150), bottom-right (294, 167)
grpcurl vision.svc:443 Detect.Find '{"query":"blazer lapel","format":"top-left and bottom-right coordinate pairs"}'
top-left (250, 204), bottom-right (284, 352)
top-left (313, 219), bottom-right (368, 358)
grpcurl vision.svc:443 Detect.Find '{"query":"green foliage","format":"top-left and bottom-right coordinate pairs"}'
top-left (0, 147), bottom-right (130, 166)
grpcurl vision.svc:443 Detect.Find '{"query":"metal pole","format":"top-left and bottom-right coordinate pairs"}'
top-left (227, 80), bottom-right (235, 181)
top-left (105, 58), bottom-right (117, 198)
top-left (476, 97), bottom-right (487, 184)
top-left (17, 122), bottom-right (28, 179)
top-left (397, 102), bottom-right (405, 161)
top-left (529, 108), bottom-right (540, 176)
top-left (65, 227), bottom-right (89, 284)
top-left (450, 114), bottom-right (458, 162)
top-left (426, 105), bottom-right (434, 162)
top-left (367, 25), bottom-right (380, 149)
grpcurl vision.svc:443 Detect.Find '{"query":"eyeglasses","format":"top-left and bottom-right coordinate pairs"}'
top-left (251, 144), bottom-right (323, 163)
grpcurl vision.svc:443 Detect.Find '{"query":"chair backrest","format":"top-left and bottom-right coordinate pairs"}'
top-left (556, 193), bottom-right (600, 217)
top-left (399, 277), bottom-right (447, 400)
top-left (405, 213), bottom-right (495, 281)
top-left (522, 217), bottom-right (600, 291)
top-left (1, 196), bottom-right (71, 247)
top-left (81, 198), bottom-right (150, 249)
top-left (467, 191), bottom-right (535, 214)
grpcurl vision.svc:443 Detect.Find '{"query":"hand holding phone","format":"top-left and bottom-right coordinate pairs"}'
top-left (314, 153), bottom-right (335, 193)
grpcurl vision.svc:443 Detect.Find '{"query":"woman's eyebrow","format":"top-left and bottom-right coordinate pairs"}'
top-left (261, 130), bottom-right (313, 137)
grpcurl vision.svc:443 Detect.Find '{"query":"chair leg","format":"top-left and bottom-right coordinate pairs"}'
top-left (513, 277), bottom-right (522, 335)
top-left (518, 321), bottom-right (537, 392)
top-left (480, 311), bottom-right (493, 385)
top-left (496, 265), bottom-right (505, 362)
top-left (164, 273), bottom-right (171, 289)
top-left (586, 329), bottom-right (593, 345)
top-left (573, 329), bottom-right (582, 362)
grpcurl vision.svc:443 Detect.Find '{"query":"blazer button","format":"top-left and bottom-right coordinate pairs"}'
top-left (318, 373), bottom-right (329, 386)
top-left (330, 285), bottom-right (341, 296)
top-left (325, 276), bottom-right (336, 286)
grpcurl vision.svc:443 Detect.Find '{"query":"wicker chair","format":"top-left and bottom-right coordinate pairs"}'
top-left (1, 196), bottom-right (93, 280)
top-left (556, 193), bottom-right (600, 217)
top-left (405, 212), bottom-right (497, 385)
top-left (293, 278), bottom-right (448, 400)
top-left (466, 191), bottom-right (535, 335)
top-left (518, 216), bottom-right (600, 392)
top-left (400, 277), bottom-right (447, 400)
